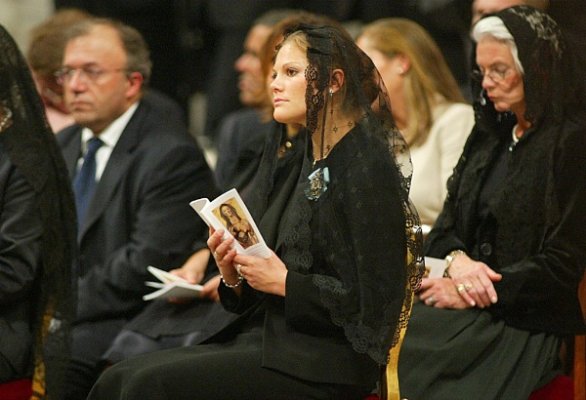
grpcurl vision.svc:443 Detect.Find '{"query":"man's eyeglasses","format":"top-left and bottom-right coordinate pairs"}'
top-left (55, 66), bottom-right (127, 85)
top-left (471, 65), bottom-right (512, 84)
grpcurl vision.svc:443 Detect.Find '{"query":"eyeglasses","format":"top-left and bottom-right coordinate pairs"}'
top-left (55, 66), bottom-right (127, 85)
top-left (471, 64), bottom-right (513, 84)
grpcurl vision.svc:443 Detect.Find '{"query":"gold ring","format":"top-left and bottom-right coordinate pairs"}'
top-left (426, 296), bottom-right (435, 306)
top-left (456, 283), bottom-right (466, 293)
top-left (465, 283), bottom-right (473, 291)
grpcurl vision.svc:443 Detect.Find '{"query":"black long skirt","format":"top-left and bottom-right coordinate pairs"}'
top-left (398, 302), bottom-right (561, 400)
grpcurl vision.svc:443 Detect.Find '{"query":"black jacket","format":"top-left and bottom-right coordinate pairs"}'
top-left (0, 144), bottom-right (42, 380)
top-left (426, 114), bottom-right (586, 335)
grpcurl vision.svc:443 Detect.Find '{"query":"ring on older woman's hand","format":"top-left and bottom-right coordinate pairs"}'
top-left (464, 283), bottom-right (473, 291)
top-left (213, 251), bottom-right (219, 259)
top-left (235, 264), bottom-right (243, 276)
top-left (426, 296), bottom-right (436, 306)
top-left (456, 283), bottom-right (466, 293)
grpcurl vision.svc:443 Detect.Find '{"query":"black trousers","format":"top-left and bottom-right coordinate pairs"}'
top-left (62, 319), bottom-right (126, 400)
top-left (87, 329), bottom-right (370, 400)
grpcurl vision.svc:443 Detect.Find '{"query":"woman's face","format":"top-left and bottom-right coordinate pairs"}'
top-left (221, 205), bottom-right (235, 218)
top-left (476, 37), bottom-right (525, 115)
top-left (270, 41), bottom-right (309, 126)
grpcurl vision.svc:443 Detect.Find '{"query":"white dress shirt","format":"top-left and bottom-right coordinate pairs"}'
top-left (77, 102), bottom-right (139, 181)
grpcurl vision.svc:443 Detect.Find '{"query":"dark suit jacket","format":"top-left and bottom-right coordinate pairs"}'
top-left (57, 95), bottom-right (217, 328)
top-left (0, 144), bottom-right (42, 380)
top-left (214, 108), bottom-right (273, 193)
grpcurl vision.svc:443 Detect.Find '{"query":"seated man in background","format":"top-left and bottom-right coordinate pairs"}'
top-left (213, 9), bottom-right (291, 194)
top-left (55, 17), bottom-right (217, 400)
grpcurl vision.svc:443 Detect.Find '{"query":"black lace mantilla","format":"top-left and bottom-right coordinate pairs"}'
top-left (257, 24), bottom-right (424, 364)
top-left (0, 24), bottom-right (77, 399)
top-left (473, 6), bottom-right (579, 127)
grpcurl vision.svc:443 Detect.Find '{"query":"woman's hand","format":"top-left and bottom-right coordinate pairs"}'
top-left (199, 275), bottom-right (221, 302)
top-left (170, 248), bottom-right (221, 302)
top-left (418, 278), bottom-right (469, 309)
top-left (169, 247), bottom-right (209, 284)
top-left (447, 253), bottom-right (502, 308)
top-left (233, 250), bottom-right (287, 296)
top-left (208, 228), bottom-right (242, 293)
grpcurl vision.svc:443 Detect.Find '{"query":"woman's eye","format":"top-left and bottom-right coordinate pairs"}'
top-left (270, 72), bottom-right (277, 80)
top-left (286, 68), bottom-right (297, 77)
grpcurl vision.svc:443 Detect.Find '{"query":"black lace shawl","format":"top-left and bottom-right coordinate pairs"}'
top-left (471, 5), bottom-right (581, 128)
top-left (0, 25), bottom-right (77, 398)
top-left (427, 6), bottom-right (586, 334)
top-left (249, 24), bottom-right (424, 365)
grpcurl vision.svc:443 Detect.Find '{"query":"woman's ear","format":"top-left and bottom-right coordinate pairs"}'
top-left (329, 69), bottom-right (345, 94)
top-left (395, 54), bottom-right (411, 75)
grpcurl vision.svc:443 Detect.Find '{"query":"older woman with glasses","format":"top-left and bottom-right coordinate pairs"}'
top-left (398, 6), bottom-right (586, 400)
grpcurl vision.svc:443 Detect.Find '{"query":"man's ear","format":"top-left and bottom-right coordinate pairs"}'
top-left (126, 71), bottom-right (144, 98)
top-left (329, 69), bottom-right (345, 94)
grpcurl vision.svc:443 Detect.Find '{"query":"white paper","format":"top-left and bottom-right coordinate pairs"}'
top-left (424, 256), bottom-right (448, 279)
top-left (189, 188), bottom-right (271, 259)
top-left (142, 266), bottom-right (203, 301)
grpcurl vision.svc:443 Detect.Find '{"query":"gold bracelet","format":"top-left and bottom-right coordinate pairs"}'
top-left (444, 249), bottom-right (466, 277)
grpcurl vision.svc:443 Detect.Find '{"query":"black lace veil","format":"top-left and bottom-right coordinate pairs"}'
top-left (472, 5), bottom-right (579, 128)
top-left (251, 23), bottom-right (424, 370)
top-left (0, 25), bottom-right (77, 398)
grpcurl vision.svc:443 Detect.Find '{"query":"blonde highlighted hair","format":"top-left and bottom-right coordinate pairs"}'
top-left (359, 18), bottom-right (465, 145)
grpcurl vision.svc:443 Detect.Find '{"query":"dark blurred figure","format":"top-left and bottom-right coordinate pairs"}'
top-left (0, 24), bottom-right (77, 399)
top-left (214, 9), bottom-right (293, 193)
top-left (199, 0), bottom-right (290, 145)
top-left (471, 0), bottom-right (547, 25)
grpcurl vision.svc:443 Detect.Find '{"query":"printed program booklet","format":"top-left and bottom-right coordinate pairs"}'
top-left (143, 265), bottom-right (204, 301)
top-left (189, 188), bottom-right (271, 259)
top-left (423, 257), bottom-right (447, 279)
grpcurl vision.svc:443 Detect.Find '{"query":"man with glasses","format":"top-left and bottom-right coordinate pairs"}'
top-left (55, 18), bottom-right (217, 400)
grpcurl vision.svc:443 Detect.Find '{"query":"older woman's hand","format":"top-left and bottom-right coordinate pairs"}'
top-left (418, 277), bottom-right (469, 309)
top-left (447, 253), bottom-right (502, 308)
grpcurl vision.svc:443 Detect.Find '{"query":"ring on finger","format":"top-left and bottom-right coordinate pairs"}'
top-left (426, 296), bottom-right (436, 306)
top-left (456, 283), bottom-right (466, 293)
top-left (464, 283), bottom-right (473, 291)
top-left (235, 264), bottom-right (243, 276)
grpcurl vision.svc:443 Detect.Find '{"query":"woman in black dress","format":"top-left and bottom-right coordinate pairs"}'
top-left (399, 6), bottom-right (586, 399)
top-left (0, 25), bottom-right (76, 398)
top-left (87, 22), bottom-right (422, 400)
